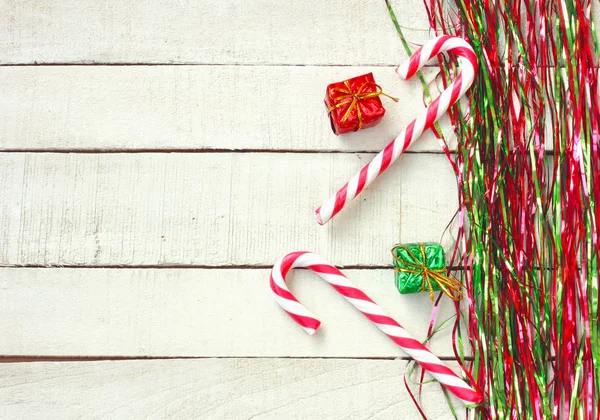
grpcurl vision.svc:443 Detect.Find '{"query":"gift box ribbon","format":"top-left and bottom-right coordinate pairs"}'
top-left (391, 243), bottom-right (463, 301)
top-left (328, 81), bottom-right (398, 131)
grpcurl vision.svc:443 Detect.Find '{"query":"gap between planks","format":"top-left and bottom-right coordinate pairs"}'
top-left (0, 149), bottom-right (556, 155)
top-left (0, 63), bottom-right (587, 67)
top-left (0, 355), bottom-right (470, 363)
top-left (0, 149), bottom-right (448, 155)
top-left (0, 264), bottom-right (468, 270)
top-left (0, 63), bottom-right (435, 68)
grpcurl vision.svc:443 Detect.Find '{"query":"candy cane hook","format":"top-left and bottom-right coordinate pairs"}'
top-left (270, 251), bottom-right (483, 406)
top-left (316, 36), bottom-right (478, 225)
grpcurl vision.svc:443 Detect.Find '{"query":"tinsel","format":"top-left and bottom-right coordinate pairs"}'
top-left (386, 0), bottom-right (600, 418)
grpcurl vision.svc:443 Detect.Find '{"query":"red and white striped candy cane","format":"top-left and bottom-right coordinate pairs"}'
top-left (316, 35), bottom-right (478, 225)
top-left (270, 251), bottom-right (483, 406)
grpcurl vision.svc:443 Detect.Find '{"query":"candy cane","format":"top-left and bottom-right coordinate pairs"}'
top-left (316, 36), bottom-right (478, 225)
top-left (270, 251), bottom-right (483, 406)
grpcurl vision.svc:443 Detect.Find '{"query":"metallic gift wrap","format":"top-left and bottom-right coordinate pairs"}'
top-left (324, 73), bottom-right (397, 135)
top-left (392, 242), bottom-right (445, 295)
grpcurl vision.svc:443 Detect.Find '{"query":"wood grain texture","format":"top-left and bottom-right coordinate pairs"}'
top-left (0, 65), bottom-right (451, 152)
top-left (2, 0), bottom-right (597, 66)
top-left (0, 0), bottom-right (431, 65)
top-left (0, 268), bottom-right (465, 357)
top-left (0, 358), bottom-right (465, 420)
top-left (0, 153), bottom-right (458, 267)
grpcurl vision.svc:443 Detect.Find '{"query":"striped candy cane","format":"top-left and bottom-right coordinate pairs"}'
top-left (270, 251), bottom-right (483, 406)
top-left (316, 36), bottom-right (478, 225)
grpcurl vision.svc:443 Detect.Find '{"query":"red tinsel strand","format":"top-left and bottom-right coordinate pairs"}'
top-left (408, 0), bottom-right (600, 417)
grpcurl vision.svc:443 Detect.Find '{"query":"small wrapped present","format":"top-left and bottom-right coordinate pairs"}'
top-left (325, 73), bottom-right (398, 135)
top-left (391, 242), bottom-right (463, 301)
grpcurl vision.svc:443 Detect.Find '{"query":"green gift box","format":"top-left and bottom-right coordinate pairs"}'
top-left (392, 242), bottom-right (459, 299)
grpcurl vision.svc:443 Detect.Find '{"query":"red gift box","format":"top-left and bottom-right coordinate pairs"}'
top-left (325, 73), bottom-right (397, 135)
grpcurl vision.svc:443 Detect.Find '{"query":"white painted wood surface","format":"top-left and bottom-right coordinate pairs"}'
top-left (3, 0), bottom-right (597, 66)
top-left (0, 359), bottom-right (464, 420)
top-left (0, 153), bottom-right (458, 267)
top-left (0, 0), bottom-right (432, 65)
top-left (0, 0), bottom-right (498, 417)
top-left (0, 268), bottom-right (463, 357)
top-left (0, 66), bottom-right (450, 152)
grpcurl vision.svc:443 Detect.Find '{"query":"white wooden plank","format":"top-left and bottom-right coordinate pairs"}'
top-left (0, 65), bottom-right (451, 152)
top-left (0, 153), bottom-right (458, 267)
top-left (0, 268), bottom-right (465, 357)
top-left (0, 0), bottom-right (431, 65)
top-left (0, 154), bottom-right (24, 264)
top-left (3, 0), bottom-right (598, 66)
top-left (0, 359), bottom-right (466, 420)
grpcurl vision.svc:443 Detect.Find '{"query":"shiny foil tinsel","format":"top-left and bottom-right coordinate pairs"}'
top-left (386, 0), bottom-right (599, 418)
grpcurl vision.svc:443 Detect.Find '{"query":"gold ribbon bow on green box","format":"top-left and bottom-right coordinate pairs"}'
top-left (392, 243), bottom-right (463, 301)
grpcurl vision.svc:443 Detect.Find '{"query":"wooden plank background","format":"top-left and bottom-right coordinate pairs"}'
top-left (0, 359), bottom-right (463, 420)
top-left (0, 153), bottom-right (458, 267)
top-left (0, 0), bottom-right (431, 65)
top-left (1, 0), bottom-right (585, 418)
top-left (0, 66), bottom-right (449, 152)
top-left (0, 268), bottom-right (462, 357)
